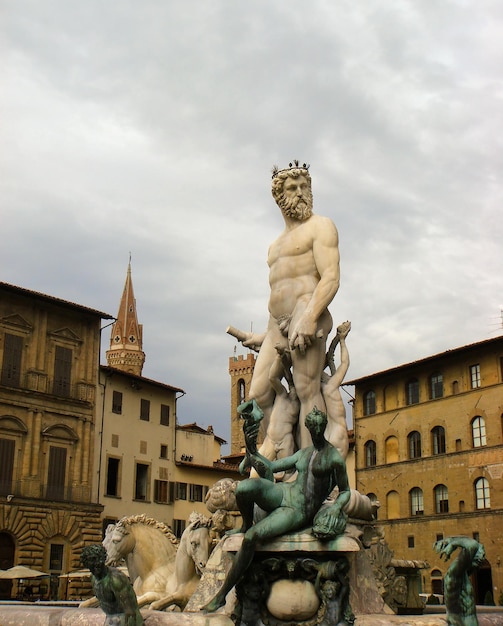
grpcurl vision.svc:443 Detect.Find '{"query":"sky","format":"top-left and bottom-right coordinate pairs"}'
top-left (2, 1), bottom-right (502, 452)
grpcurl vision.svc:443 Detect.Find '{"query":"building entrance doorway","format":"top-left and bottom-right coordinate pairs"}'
top-left (474, 561), bottom-right (493, 605)
top-left (0, 532), bottom-right (15, 599)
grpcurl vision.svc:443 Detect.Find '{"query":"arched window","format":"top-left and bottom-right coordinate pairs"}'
top-left (430, 372), bottom-right (443, 399)
top-left (431, 569), bottom-right (444, 596)
top-left (406, 378), bottom-right (420, 405)
top-left (387, 490), bottom-right (400, 519)
top-left (238, 379), bottom-right (246, 404)
top-left (434, 484), bottom-right (449, 513)
top-left (410, 487), bottom-right (424, 516)
top-left (363, 390), bottom-right (376, 416)
top-left (364, 440), bottom-right (377, 467)
top-left (431, 426), bottom-right (446, 455)
top-left (385, 436), bottom-right (399, 463)
top-left (471, 416), bottom-right (486, 447)
top-left (408, 431), bottom-right (422, 459)
top-left (474, 477), bottom-right (490, 509)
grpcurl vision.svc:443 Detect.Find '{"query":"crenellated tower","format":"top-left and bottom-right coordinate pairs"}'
top-left (106, 260), bottom-right (145, 375)
top-left (229, 351), bottom-right (256, 454)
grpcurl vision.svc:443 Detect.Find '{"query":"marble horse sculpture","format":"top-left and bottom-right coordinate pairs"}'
top-left (434, 536), bottom-right (486, 626)
top-left (150, 512), bottom-right (213, 611)
top-left (103, 514), bottom-right (179, 607)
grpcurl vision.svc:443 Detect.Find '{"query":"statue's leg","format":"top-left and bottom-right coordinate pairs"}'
top-left (202, 535), bottom-right (257, 612)
top-left (248, 324), bottom-right (285, 431)
top-left (292, 351), bottom-right (327, 448)
top-left (235, 478), bottom-right (282, 531)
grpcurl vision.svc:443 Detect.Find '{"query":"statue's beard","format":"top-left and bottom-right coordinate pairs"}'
top-left (279, 193), bottom-right (313, 220)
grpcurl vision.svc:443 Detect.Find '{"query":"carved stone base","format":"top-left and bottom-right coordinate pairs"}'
top-left (186, 524), bottom-right (389, 625)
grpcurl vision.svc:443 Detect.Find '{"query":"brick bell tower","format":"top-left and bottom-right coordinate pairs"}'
top-left (106, 259), bottom-right (145, 375)
top-left (228, 350), bottom-right (256, 454)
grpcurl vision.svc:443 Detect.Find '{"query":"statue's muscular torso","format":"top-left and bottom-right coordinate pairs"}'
top-left (267, 214), bottom-right (338, 321)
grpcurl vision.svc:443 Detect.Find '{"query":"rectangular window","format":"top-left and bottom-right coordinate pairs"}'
top-left (189, 484), bottom-right (204, 502)
top-left (0, 438), bottom-right (15, 495)
top-left (154, 479), bottom-right (171, 503)
top-left (173, 519), bottom-right (186, 539)
top-left (111, 434), bottom-right (119, 448)
top-left (134, 463), bottom-right (149, 501)
top-left (53, 346), bottom-right (72, 396)
top-left (140, 399), bottom-right (150, 421)
top-left (106, 457), bottom-right (120, 497)
top-left (176, 482), bottom-right (187, 500)
top-left (470, 364), bottom-right (481, 389)
top-left (1, 333), bottom-right (23, 387)
top-left (112, 391), bottom-right (123, 414)
top-left (408, 536), bottom-right (415, 548)
top-left (160, 444), bottom-right (168, 459)
top-left (436, 533), bottom-right (443, 542)
top-left (46, 446), bottom-right (67, 501)
top-left (49, 544), bottom-right (64, 572)
top-left (160, 404), bottom-right (170, 426)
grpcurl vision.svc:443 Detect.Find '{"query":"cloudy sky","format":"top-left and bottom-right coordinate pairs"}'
top-left (2, 2), bottom-right (502, 450)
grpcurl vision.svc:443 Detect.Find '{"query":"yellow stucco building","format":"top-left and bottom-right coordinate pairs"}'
top-left (348, 335), bottom-right (503, 604)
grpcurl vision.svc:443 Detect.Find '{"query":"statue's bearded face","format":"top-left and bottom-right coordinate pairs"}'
top-left (276, 174), bottom-right (313, 220)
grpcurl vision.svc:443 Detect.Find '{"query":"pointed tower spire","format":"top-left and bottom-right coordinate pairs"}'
top-left (106, 258), bottom-right (145, 375)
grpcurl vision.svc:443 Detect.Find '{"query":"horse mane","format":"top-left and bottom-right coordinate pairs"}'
top-left (116, 514), bottom-right (179, 545)
top-left (187, 511), bottom-right (212, 530)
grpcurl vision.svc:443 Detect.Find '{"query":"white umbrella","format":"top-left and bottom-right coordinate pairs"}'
top-left (0, 565), bottom-right (49, 579)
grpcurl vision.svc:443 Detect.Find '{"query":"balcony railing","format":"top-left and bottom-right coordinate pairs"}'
top-left (0, 371), bottom-right (96, 403)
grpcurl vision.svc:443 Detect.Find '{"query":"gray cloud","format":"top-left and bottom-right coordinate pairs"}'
top-left (2, 1), bottom-right (502, 449)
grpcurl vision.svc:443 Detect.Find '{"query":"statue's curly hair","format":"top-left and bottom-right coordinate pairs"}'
top-left (271, 167), bottom-right (312, 204)
top-left (81, 544), bottom-right (107, 568)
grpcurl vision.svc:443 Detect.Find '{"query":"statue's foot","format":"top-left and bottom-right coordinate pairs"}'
top-left (201, 594), bottom-right (226, 613)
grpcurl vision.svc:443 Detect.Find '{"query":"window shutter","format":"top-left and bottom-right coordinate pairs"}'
top-left (1, 333), bottom-right (23, 387)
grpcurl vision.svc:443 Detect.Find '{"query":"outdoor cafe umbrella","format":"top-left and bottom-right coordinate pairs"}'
top-left (0, 565), bottom-right (49, 579)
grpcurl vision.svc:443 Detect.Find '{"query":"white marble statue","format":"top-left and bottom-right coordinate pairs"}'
top-left (149, 513), bottom-right (213, 611)
top-left (228, 162), bottom-right (349, 458)
top-left (102, 514), bottom-right (178, 606)
top-left (100, 513), bottom-right (213, 610)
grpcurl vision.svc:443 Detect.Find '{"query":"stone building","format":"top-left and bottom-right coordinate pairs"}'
top-left (0, 281), bottom-right (112, 600)
top-left (348, 335), bottom-right (503, 604)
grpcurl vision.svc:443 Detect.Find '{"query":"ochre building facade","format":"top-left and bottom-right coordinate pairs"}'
top-left (0, 282), bottom-right (112, 600)
top-left (349, 335), bottom-right (503, 604)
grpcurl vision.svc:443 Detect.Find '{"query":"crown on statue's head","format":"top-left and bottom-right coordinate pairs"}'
top-left (271, 160), bottom-right (310, 179)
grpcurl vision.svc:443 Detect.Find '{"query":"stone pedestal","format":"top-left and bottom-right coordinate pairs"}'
top-left (186, 525), bottom-right (390, 625)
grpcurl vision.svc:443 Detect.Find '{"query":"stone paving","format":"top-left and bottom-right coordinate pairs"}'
top-left (0, 605), bottom-right (502, 626)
